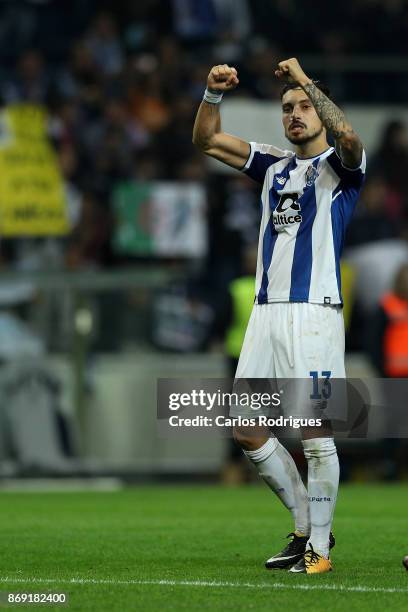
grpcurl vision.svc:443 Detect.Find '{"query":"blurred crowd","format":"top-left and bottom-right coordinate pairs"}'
top-left (0, 0), bottom-right (406, 360)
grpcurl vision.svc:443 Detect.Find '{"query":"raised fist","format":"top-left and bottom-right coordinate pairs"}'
top-left (207, 64), bottom-right (239, 93)
top-left (274, 58), bottom-right (309, 86)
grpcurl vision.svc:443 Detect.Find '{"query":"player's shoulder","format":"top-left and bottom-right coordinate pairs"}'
top-left (243, 142), bottom-right (293, 174)
top-left (323, 147), bottom-right (367, 177)
top-left (242, 142), bottom-right (293, 183)
top-left (250, 142), bottom-right (294, 160)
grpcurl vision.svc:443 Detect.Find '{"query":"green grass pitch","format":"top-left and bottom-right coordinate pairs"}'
top-left (0, 484), bottom-right (407, 610)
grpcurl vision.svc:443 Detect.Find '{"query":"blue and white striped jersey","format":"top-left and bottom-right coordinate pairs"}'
top-left (242, 143), bottom-right (366, 305)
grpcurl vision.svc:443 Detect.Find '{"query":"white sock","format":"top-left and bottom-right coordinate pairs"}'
top-left (244, 438), bottom-right (310, 535)
top-left (302, 437), bottom-right (339, 558)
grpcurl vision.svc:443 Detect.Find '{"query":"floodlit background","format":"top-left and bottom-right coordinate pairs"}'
top-left (0, 0), bottom-right (407, 486)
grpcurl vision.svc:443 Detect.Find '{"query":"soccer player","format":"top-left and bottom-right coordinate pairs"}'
top-left (192, 58), bottom-right (365, 574)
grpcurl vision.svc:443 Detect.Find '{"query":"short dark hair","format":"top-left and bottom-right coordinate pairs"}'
top-left (280, 80), bottom-right (332, 101)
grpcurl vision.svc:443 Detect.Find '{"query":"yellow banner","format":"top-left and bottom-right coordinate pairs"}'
top-left (0, 104), bottom-right (69, 236)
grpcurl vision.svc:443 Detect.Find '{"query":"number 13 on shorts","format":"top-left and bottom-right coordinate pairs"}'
top-left (310, 370), bottom-right (332, 400)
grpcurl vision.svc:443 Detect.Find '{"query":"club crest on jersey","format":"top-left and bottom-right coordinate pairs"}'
top-left (275, 175), bottom-right (287, 186)
top-left (305, 164), bottom-right (319, 187)
top-left (273, 192), bottom-right (302, 229)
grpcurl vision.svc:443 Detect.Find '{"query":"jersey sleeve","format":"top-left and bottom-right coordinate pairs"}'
top-left (326, 149), bottom-right (366, 188)
top-left (241, 142), bottom-right (290, 184)
top-left (330, 149), bottom-right (367, 239)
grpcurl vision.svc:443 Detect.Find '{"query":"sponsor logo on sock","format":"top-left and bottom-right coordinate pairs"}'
top-left (308, 496), bottom-right (332, 502)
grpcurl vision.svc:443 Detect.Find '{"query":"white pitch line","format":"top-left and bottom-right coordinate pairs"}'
top-left (0, 576), bottom-right (407, 594)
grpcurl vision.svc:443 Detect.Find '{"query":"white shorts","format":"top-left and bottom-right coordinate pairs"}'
top-left (235, 302), bottom-right (345, 379)
top-left (231, 302), bottom-right (346, 421)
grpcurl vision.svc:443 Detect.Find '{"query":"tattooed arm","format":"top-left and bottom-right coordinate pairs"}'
top-left (275, 58), bottom-right (363, 168)
top-left (301, 80), bottom-right (363, 168)
top-left (192, 64), bottom-right (250, 170)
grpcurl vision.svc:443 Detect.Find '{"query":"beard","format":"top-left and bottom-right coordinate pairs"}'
top-left (287, 124), bottom-right (324, 145)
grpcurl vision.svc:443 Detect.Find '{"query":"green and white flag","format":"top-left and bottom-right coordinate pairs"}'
top-left (113, 181), bottom-right (207, 257)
